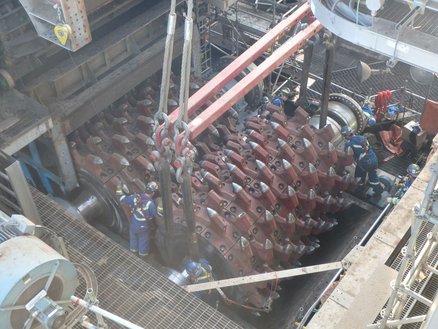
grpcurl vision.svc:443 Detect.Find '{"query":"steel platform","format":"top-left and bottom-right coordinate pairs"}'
top-left (31, 187), bottom-right (243, 329)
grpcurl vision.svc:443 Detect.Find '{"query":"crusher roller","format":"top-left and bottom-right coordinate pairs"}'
top-left (65, 73), bottom-right (364, 311)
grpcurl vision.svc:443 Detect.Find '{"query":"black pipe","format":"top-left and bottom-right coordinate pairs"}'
top-left (297, 40), bottom-right (314, 108)
top-left (319, 34), bottom-right (336, 128)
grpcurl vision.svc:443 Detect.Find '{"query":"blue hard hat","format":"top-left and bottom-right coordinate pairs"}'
top-left (341, 126), bottom-right (353, 136)
top-left (185, 260), bottom-right (202, 276)
top-left (272, 97), bottom-right (282, 107)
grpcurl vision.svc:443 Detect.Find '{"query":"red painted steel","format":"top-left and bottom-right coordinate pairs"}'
top-left (188, 20), bottom-right (323, 139)
top-left (168, 3), bottom-right (311, 123)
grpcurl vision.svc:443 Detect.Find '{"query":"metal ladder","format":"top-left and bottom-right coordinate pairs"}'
top-left (198, 17), bottom-right (212, 76)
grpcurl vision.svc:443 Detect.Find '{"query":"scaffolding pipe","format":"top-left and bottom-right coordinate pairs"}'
top-left (380, 164), bottom-right (438, 327)
top-left (187, 20), bottom-right (323, 138)
top-left (71, 296), bottom-right (144, 329)
top-left (167, 3), bottom-right (312, 124)
top-left (367, 315), bottom-right (427, 328)
top-left (184, 261), bottom-right (342, 292)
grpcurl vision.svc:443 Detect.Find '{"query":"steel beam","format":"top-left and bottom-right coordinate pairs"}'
top-left (319, 35), bottom-right (336, 128)
top-left (54, 27), bottom-right (184, 135)
top-left (184, 261), bottom-right (342, 292)
top-left (168, 3), bottom-right (312, 124)
top-left (27, 1), bottom-right (182, 105)
top-left (310, 0), bottom-right (438, 73)
top-left (188, 20), bottom-right (323, 139)
top-left (5, 159), bottom-right (41, 225)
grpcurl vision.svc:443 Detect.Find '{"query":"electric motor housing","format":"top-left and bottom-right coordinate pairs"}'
top-left (0, 235), bottom-right (78, 329)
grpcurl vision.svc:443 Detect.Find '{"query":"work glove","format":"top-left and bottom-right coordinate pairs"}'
top-left (386, 197), bottom-right (399, 205)
top-left (115, 185), bottom-right (123, 196)
top-left (115, 184), bottom-right (129, 196)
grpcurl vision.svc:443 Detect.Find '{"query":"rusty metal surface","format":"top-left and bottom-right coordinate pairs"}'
top-left (30, 186), bottom-right (243, 329)
top-left (67, 65), bottom-right (357, 309)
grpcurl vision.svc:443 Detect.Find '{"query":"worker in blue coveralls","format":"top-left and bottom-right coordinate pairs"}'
top-left (341, 126), bottom-right (383, 199)
top-left (185, 258), bottom-right (217, 307)
top-left (387, 163), bottom-right (420, 205)
top-left (116, 181), bottom-right (159, 259)
top-left (272, 87), bottom-right (291, 107)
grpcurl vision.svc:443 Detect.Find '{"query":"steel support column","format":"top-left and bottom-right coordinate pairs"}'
top-left (188, 20), bottom-right (323, 139)
top-left (319, 34), bottom-right (335, 129)
top-left (50, 122), bottom-right (79, 193)
top-left (4, 157), bottom-right (41, 224)
top-left (168, 3), bottom-right (312, 124)
top-left (297, 41), bottom-right (314, 107)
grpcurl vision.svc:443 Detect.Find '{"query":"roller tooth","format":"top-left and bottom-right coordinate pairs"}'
top-left (249, 141), bottom-right (258, 150)
top-left (146, 163), bottom-right (155, 172)
top-left (270, 121), bottom-right (279, 129)
top-left (303, 138), bottom-right (312, 149)
top-left (255, 159), bottom-right (265, 170)
top-left (240, 236), bottom-right (250, 249)
top-left (328, 142), bottom-right (335, 152)
top-left (295, 244), bottom-right (306, 254)
top-left (260, 181), bottom-right (270, 193)
top-left (277, 138), bottom-right (286, 147)
top-left (308, 163), bottom-right (316, 173)
top-left (226, 162), bottom-right (236, 172)
top-left (346, 147), bottom-right (354, 156)
top-left (328, 167), bottom-right (336, 176)
top-left (287, 186), bottom-right (296, 198)
top-left (109, 153), bottom-right (129, 169)
top-left (283, 243), bottom-right (294, 255)
top-left (90, 154), bottom-right (103, 165)
top-left (232, 182), bottom-right (242, 193)
top-left (282, 159), bottom-right (291, 169)
top-left (306, 245), bottom-right (316, 254)
top-left (168, 99), bottom-right (178, 107)
top-left (206, 207), bottom-right (218, 219)
top-left (287, 212), bottom-right (296, 224)
top-left (265, 210), bottom-right (274, 222)
top-left (208, 125), bottom-right (220, 138)
top-left (90, 136), bottom-right (102, 144)
top-left (325, 195), bottom-right (334, 204)
top-left (308, 189), bottom-right (316, 200)
top-left (114, 117), bottom-right (128, 125)
top-left (223, 149), bottom-right (232, 156)
top-left (264, 239), bottom-right (273, 250)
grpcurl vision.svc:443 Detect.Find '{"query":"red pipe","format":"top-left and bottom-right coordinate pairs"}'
top-left (168, 3), bottom-right (312, 123)
top-left (188, 20), bottom-right (323, 139)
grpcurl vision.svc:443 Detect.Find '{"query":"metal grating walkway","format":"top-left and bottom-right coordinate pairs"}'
top-left (31, 187), bottom-right (243, 329)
